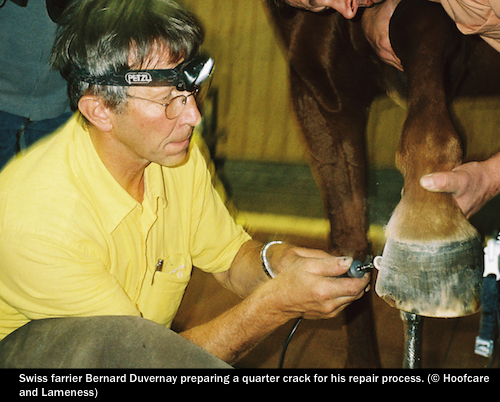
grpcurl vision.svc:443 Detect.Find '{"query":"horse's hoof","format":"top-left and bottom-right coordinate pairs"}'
top-left (374, 236), bottom-right (483, 318)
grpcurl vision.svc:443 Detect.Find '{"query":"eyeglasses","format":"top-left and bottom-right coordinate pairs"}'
top-left (126, 89), bottom-right (199, 120)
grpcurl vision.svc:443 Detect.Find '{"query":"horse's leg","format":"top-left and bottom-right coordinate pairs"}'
top-left (375, 3), bottom-right (483, 318)
top-left (290, 75), bottom-right (370, 257)
top-left (289, 69), bottom-right (380, 368)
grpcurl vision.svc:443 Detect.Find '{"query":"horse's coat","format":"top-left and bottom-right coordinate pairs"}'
top-left (265, 0), bottom-right (500, 366)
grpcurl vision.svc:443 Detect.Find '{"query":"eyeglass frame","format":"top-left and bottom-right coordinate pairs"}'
top-left (126, 88), bottom-right (199, 120)
top-left (71, 55), bottom-right (213, 119)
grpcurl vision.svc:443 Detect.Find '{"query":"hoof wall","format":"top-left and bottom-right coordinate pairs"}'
top-left (375, 236), bottom-right (483, 318)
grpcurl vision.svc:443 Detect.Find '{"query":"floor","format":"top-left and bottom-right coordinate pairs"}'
top-left (174, 160), bottom-right (500, 368)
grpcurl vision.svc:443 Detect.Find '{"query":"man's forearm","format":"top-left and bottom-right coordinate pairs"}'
top-left (179, 240), bottom-right (367, 364)
top-left (181, 240), bottom-right (296, 364)
top-left (179, 279), bottom-right (292, 364)
top-left (213, 239), bottom-right (294, 299)
top-left (214, 240), bottom-right (267, 298)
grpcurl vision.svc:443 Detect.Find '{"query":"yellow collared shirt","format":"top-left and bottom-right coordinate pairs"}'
top-left (0, 115), bottom-right (250, 340)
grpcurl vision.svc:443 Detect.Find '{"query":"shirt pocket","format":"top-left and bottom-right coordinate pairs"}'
top-left (138, 254), bottom-right (192, 327)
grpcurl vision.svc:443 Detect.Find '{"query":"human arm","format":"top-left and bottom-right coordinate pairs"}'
top-left (420, 152), bottom-right (500, 218)
top-left (361, 0), bottom-right (404, 71)
top-left (363, 0), bottom-right (500, 69)
top-left (179, 240), bottom-right (370, 364)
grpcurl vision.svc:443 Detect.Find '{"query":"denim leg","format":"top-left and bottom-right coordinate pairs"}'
top-left (21, 111), bottom-right (73, 151)
top-left (0, 111), bottom-right (26, 170)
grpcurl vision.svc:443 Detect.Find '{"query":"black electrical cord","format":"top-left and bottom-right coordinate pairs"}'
top-left (278, 317), bottom-right (303, 369)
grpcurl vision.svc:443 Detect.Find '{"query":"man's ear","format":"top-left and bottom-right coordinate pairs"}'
top-left (78, 96), bottom-right (114, 132)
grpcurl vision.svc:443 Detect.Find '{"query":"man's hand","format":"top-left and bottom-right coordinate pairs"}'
top-left (361, 0), bottom-right (404, 71)
top-left (264, 245), bottom-right (371, 320)
top-left (183, 241), bottom-right (370, 364)
top-left (420, 156), bottom-right (500, 218)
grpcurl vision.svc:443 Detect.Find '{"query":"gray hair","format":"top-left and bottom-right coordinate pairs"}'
top-left (50, 0), bottom-right (203, 112)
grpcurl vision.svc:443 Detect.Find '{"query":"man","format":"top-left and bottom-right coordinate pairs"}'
top-left (0, 0), bottom-right (370, 367)
top-left (281, 0), bottom-right (500, 219)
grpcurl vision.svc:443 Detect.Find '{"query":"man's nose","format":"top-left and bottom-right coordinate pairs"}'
top-left (183, 95), bottom-right (202, 126)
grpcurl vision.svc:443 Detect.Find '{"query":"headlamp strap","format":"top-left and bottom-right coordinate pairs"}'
top-left (71, 56), bottom-right (214, 92)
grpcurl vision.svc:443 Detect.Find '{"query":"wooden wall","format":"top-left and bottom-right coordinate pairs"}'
top-left (181, 0), bottom-right (500, 167)
top-left (181, 0), bottom-right (305, 163)
top-left (366, 96), bottom-right (500, 168)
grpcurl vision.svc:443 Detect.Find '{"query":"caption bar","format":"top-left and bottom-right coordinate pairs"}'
top-left (10, 370), bottom-right (495, 396)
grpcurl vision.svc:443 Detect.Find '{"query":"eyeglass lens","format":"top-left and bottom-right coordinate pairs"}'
top-left (166, 95), bottom-right (189, 120)
top-left (165, 87), bottom-right (208, 120)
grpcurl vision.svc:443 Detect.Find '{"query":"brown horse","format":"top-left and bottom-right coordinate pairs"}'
top-left (265, 0), bottom-right (500, 367)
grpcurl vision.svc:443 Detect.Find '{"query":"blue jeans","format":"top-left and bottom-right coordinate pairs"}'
top-left (0, 110), bottom-right (73, 170)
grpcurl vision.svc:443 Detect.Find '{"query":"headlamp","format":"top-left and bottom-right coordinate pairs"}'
top-left (72, 55), bottom-right (215, 92)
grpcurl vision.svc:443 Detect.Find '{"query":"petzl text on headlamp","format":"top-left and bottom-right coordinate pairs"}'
top-left (72, 56), bottom-right (214, 92)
